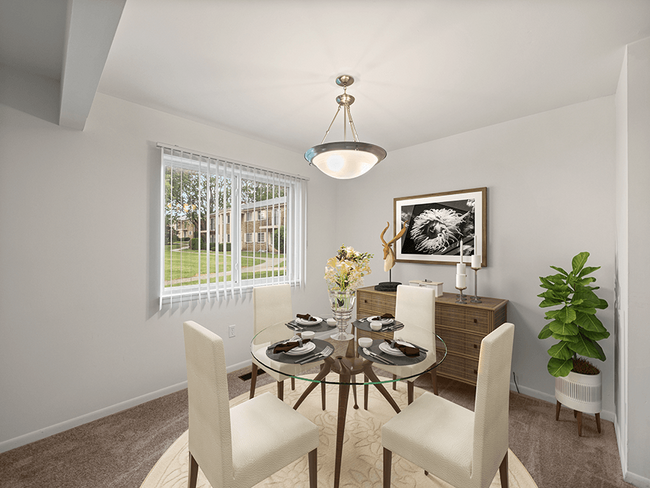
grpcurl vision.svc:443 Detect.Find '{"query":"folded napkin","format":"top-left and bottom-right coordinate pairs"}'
top-left (384, 339), bottom-right (419, 357)
top-left (296, 313), bottom-right (318, 322)
top-left (273, 338), bottom-right (312, 354)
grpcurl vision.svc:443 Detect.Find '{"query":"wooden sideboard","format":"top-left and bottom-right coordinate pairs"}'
top-left (356, 286), bottom-right (508, 386)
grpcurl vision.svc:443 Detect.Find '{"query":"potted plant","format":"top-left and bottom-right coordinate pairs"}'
top-left (537, 251), bottom-right (609, 432)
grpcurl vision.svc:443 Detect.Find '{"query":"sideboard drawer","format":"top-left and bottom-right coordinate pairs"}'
top-left (437, 326), bottom-right (482, 359)
top-left (436, 350), bottom-right (479, 383)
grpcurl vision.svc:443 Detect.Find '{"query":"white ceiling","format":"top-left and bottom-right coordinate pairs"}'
top-left (2, 0), bottom-right (650, 153)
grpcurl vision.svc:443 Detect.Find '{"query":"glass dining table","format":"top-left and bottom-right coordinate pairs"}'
top-left (251, 316), bottom-right (447, 488)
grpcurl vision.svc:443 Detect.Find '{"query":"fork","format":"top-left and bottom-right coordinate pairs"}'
top-left (297, 346), bottom-right (333, 364)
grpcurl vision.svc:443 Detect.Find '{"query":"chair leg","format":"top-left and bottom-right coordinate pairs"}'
top-left (188, 452), bottom-right (199, 488)
top-left (431, 369), bottom-right (438, 395)
top-left (291, 377), bottom-right (295, 390)
top-left (308, 448), bottom-right (317, 488)
top-left (499, 451), bottom-right (508, 488)
top-left (407, 381), bottom-right (414, 405)
top-left (277, 380), bottom-right (284, 401)
top-left (249, 364), bottom-right (258, 399)
top-left (383, 447), bottom-right (392, 488)
top-left (392, 374), bottom-right (397, 390)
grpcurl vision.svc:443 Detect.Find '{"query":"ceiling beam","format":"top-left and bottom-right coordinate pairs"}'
top-left (59, 0), bottom-right (126, 130)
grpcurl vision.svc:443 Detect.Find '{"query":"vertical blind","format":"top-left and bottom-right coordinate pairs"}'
top-left (158, 143), bottom-right (308, 307)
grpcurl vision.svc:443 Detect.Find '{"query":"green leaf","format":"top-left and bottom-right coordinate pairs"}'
top-left (577, 265), bottom-right (601, 278)
top-left (577, 277), bottom-right (596, 286)
top-left (567, 334), bottom-right (606, 360)
top-left (547, 357), bottom-right (574, 377)
top-left (572, 252), bottom-right (590, 274)
top-left (555, 306), bottom-right (577, 324)
top-left (538, 323), bottom-right (553, 339)
top-left (574, 312), bottom-right (605, 332)
top-left (550, 332), bottom-right (580, 343)
top-left (548, 342), bottom-right (574, 360)
top-left (547, 274), bottom-right (568, 286)
top-left (573, 305), bottom-right (597, 315)
top-left (539, 298), bottom-right (563, 308)
top-left (544, 309), bottom-right (560, 320)
top-left (550, 266), bottom-right (569, 276)
top-left (596, 298), bottom-right (609, 310)
top-left (549, 320), bottom-right (579, 336)
top-left (581, 328), bottom-right (611, 341)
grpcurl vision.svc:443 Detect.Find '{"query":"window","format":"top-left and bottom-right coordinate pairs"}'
top-left (160, 144), bottom-right (307, 306)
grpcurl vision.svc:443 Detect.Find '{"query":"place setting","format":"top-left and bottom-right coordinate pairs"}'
top-left (357, 337), bottom-right (428, 366)
top-left (265, 331), bottom-right (333, 365)
top-left (353, 313), bottom-right (404, 333)
top-left (285, 313), bottom-right (333, 333)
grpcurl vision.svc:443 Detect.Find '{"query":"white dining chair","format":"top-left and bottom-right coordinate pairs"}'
top-left (381, 322), bottom-right (515, 488)
top-left (365, 285), bottom-right (437, 408)
top-left (250, 284), bottom-right (295, 400)
top-left (183, 321), bottom-right (319, 488)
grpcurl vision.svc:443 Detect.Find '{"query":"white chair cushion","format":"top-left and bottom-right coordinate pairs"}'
top-left (230, 392), bottom-right (319, 488)
top-left (382, 391), bottom-right (473, 485)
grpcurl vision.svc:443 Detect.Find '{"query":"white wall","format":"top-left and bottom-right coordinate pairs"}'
top-left (617, 37), bottom-right (650, 486)
top-left (337, 97), bottom-right (617, 417)
top-left (0, 72), bottom-right (338, 451)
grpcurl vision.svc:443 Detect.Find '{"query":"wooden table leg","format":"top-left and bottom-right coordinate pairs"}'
top-left (364, 363), bottom-right (401, 414)
top-left (351, 375), bottom-right (359, 409)
top-left (333, 362), bottom-right (352, 488)
top-left (293, 359), bottom-right (332, 410)
top-left (249, 363), bottom-right (258, 399)
top-left (363, 374), bottom-right (369, 410)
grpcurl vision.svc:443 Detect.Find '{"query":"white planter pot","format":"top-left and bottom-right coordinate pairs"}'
top-left (555, 371), bottom-right (602, 414)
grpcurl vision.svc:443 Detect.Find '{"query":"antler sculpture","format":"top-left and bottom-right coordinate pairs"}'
top-left (380, 221), bottom-right (407, 272)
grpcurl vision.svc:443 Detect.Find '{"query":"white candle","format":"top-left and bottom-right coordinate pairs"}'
top-left (457, 262), bottom-right (466, 274)
top-left (456, 273), bottom-right (466, 289)
top-left (472, 254), bottom-right (482, 269)
top-left (459, 238), bottom-right (463, 262)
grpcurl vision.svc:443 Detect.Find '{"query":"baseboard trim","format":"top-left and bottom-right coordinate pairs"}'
top-left (0, 360), bottom-right (256, 455)
top-left (509, 381), bottom-right (615, 423)
top-left (624, 471), bottom-right (650, 488)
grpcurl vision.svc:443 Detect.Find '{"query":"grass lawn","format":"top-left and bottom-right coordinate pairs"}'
top-left (164, 246), bottom-right (285, 286)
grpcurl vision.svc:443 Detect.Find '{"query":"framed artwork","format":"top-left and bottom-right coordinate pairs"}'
top-left (394, 187), bottom-right (487, 266)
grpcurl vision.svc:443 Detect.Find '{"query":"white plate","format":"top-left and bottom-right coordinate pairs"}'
top-left (296, 316), bottom-right (323, 326)
top-left (284, 341), bottom-right (316, 356)
top-left (368, 316), bottom-right (394, 325)
top-left (379, 342), bottom-right (405, 356)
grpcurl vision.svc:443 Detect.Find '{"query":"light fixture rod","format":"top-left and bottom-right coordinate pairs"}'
top-left (320, 105), bottom-right (342, 144)
top-left (345, 104), bottom-right (360, 142)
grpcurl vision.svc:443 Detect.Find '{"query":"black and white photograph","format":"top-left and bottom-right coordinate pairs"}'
top-left (394, 188), bottom-right (487, 266)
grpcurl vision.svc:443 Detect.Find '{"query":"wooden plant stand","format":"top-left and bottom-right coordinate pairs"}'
top-left (556, 401), bottom-right (601, 436)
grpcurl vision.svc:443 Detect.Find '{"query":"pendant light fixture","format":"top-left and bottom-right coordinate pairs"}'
top-left (304, 75), bottom-right (386, 179)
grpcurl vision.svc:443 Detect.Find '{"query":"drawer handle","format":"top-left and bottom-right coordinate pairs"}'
top-left (473, 369), bottom-right (478, 375)
top-left (473, 318), bottom-right (478, 323)
top-left (473, 344), bottom-right (478, 349)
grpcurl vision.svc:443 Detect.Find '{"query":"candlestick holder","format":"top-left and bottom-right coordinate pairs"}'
top-left (455, 286), bottom-right (468, 304)
top-left (471, 267), bottom-right (482, 303)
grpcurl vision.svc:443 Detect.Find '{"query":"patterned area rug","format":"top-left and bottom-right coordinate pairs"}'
top-left (141, 376), bottom-right (537, 487)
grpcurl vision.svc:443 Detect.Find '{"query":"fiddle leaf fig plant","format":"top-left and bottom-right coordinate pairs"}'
top-left (537, 251), bottom-right (609, 377)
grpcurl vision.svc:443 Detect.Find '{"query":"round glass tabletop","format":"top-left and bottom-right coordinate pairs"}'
top-left (250, 319), bottom-right (447, 386)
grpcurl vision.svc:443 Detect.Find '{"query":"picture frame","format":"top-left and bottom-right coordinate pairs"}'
top-left (394, 187), bottom-right (487, 266)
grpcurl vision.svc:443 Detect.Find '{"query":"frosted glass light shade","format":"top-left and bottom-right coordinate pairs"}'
top-left (305, 141), bottom-right (387, 179)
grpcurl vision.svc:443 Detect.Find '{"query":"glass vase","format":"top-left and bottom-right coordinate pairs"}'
top-left (329, 289), bottom-right (356, 341)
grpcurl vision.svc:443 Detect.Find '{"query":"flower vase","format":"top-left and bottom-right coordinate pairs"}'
top-left (329, 289), bottom-right (356, 341)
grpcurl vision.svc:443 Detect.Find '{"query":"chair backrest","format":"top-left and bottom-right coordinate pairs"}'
top-left (472, 322), bottom-right (515, 487)
top-left (394, 285), bottom-right (436, 348)
top-left (253, 284), bottom-right (293, 334)
top-left (183, 321), bottom-right (233, 488)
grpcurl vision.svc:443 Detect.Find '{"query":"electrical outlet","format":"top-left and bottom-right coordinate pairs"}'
top-left (228, 325), bottom-right (236, 338)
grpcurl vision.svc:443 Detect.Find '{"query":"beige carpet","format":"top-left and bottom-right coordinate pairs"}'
top-left (141, 377), bottom-right (537, 488)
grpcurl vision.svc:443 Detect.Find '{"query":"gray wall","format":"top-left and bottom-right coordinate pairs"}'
top-left (336, 97), bottom-right (617, 416)
top-left (0, 82), bottom-right (338, 450)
